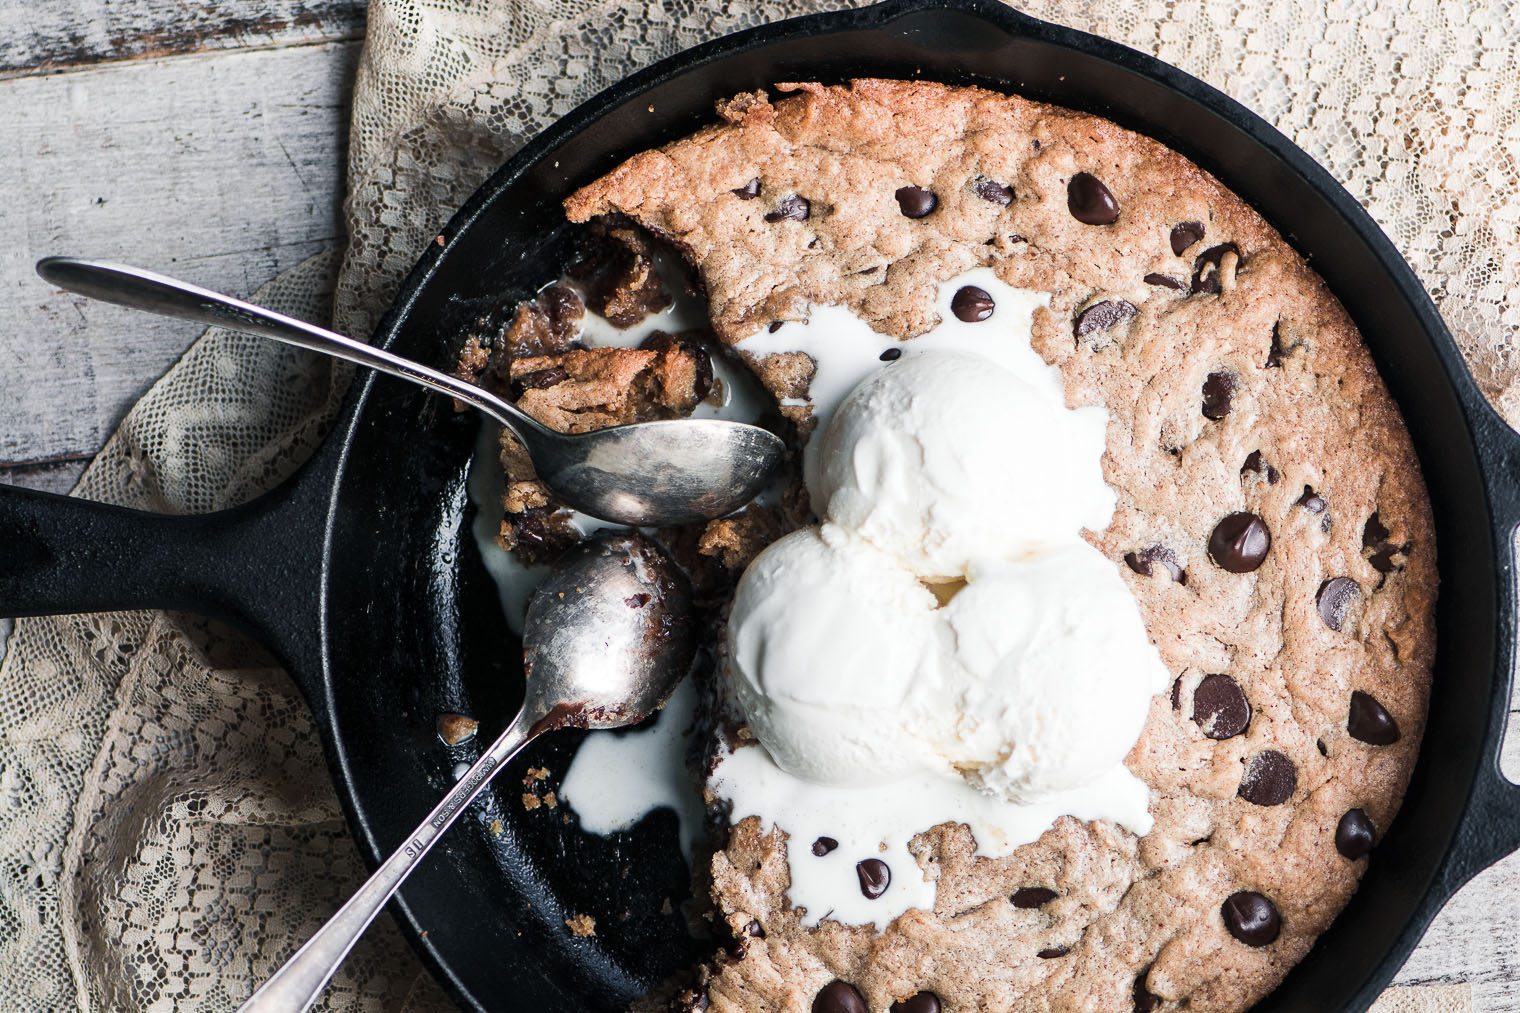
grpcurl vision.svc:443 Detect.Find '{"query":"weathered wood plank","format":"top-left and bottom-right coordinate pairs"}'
top-left (1396, 849), bottom-right (1520, 999)
top-left (1394, 708), bottom-right (1520, 1000)
top-left (0, 40), bottom-right (356, 467)
top-left (0, 457), bottom-right (87, 494)
top-left (0, 0), bottom-right (365, 78)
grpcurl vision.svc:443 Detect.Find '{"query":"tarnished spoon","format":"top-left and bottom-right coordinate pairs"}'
top-left (237, 532), bottom-right (695, 1012)
top-left (35, 256), bottom-right (785, 526)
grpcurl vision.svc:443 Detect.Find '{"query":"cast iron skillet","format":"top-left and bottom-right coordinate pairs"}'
top-left (5, 0), bottom-right (1520, 1008)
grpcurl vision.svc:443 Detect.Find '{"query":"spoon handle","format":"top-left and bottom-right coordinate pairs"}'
top-left (237, 710), bottom-right (538, 1013)
top-left (34, 256), bottom-right (549, 442)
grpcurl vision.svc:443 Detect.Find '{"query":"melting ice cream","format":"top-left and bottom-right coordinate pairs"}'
top-left (712, 274), bottom-right (1169, 927)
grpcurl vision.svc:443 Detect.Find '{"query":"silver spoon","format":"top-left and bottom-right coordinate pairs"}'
top-left (238, 532), bottom-right (695, 1012)
top-left (35, 256), bottom-right (785, 526)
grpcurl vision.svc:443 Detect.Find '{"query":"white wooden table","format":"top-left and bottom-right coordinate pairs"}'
top-left (0, 1), bottom-right (1515, 1008)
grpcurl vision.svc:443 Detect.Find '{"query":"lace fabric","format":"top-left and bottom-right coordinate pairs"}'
top-left (1, 1), bottom-right (1514, 1008)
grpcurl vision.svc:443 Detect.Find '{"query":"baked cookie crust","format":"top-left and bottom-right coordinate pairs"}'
top-left (560, 80), bottom-right (1437, 1012)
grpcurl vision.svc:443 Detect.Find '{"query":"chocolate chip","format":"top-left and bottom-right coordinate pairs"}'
top-left (510, 507), bottom-right (579, 566)
top-left (812, 836), bottom-right (839, 857)
top-left (1317, 577), bottom-right (1360, 631)
top-left (813, 980), bottom-right (867, 1013)
top-left (879, 347), bottom-right (903, 362)
top-left (1266, 321), bottom-right (1288, 367)
top-left (623, 593), bottom-right (651, 608)
top-left (768, 321), bottom-right (784, 333)
top-left (1012, 887), bottom-right (1058, 908)
top-left (732, 177), bottom-right (761, 199)
top-left (1336, 808), bottom-right (1376, 859)
top-left (857, 858), bottom-right (891, 899)
top-left (742, 919), bottom-right (765, 937)
top-left (1171, 220), bottom-right (1206, 255)
top-left (973, 178), bottom-right (1015, 205)
top-left (1074, 299), bottom-right (1137, 343)
top-left (1068, 172), bottom-right (1120, 225)
top-left (1193, 674), bottom-right (1251, 739)
top-left (1221, 891), bottom-right (1281, 946)
top-left (1241, 450), bottom-right (1280, 484)
top-left (1369, 544), bottom-right (1402, 574)
top-left (1239, 750), bottom-right (1297, 806)
top-left (950, 285), bottom-right (995, 323)
top-left (1171, 677), bottom-right (1183, 711)
top-left (1348, 691), bottom-right (1401, 745)
top-left (565, 225), bottom-right (669, 328)
top-left (1208, 513), bottom-right (1271, 573)
top-left (1038, 946), bottom-right (1071, 958)
top-left (1124, 545), bottom-right (1186, 584)
top-left (640, 331), bottom-right (715, 402)
top-left (1202, 371), bottom-right (1236, 419)
top-left (1317, 738), bottom-right (1328, 756)
top-left (765, 195), bottom-right (811, 222)
top-left (889, 992), bottom-right (942, 1013)
top-left (1192, 242), bottom-right (1241, 294)
top-left (895, 185), bottom-right (938, 218)
top-left (514, 366), bottom-right (570, 393)
top-left (1298, 486), bottom-right (1327, 513)
top-left (1144, 272), bottom-right (1186, 290)
top-left (1134, 973), bottom-right (1162, 1012)
top-left (1363, 513), bottom-right (1406, 574)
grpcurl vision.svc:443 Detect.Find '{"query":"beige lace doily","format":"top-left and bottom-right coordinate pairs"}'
top-left (2, 1), bottom-right (1515, 1009)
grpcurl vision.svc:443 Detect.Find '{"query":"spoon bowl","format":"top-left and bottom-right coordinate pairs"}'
top-left (536, 418), bottom-right (786, 528)
top-left (523, 533), bottom-right (695, 732)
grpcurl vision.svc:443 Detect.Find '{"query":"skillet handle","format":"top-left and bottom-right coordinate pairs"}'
top-left (0, 470), bottom-right (326, 681)
top-left (1443, 405), bottom-right (1520, 887)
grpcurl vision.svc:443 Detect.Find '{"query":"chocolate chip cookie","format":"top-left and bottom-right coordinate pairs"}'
top-left (559, 79), bottom-right (1437, 1012)
top-left (547, 80), bottom-right (1434, 1009)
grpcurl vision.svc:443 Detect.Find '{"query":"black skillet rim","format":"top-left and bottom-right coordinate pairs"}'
top-left (335, 0), bottom-right (1520, 1008)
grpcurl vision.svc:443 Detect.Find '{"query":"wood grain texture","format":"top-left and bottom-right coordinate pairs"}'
top-left (1397, 850), bottom-right (1520, 1007)
top-left (0, 458), bottom-right (87, 494)
top-left (0, 40), bottom-right (356, 469)
top-left (1395, 696), bottom-right (1520, 1007)
top-left (0, 0), bottom-right (365, 78)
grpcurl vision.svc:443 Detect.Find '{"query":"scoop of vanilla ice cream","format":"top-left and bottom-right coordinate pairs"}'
top-left (725, 344), bottom-right (1169, 806)
top-left (813, 351), bottom-right (1114, 579)
top-left (725, 525), bottom-right (947, 785)
top-left (726, 531), bottom-right (1168, 803)
top-left (933, 543), bottom-right (1173, 801)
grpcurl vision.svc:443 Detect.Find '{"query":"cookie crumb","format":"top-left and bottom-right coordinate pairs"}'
top-left (436, 714), bottom-right (478, 746)
top-left (565, 913), bottom-right (597, 937)
top-left (521, 793), bottom-right (542, 811)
